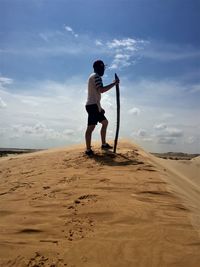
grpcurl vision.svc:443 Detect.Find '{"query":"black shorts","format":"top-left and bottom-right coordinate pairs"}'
top-left (86, 104), bottom-right (107, 126)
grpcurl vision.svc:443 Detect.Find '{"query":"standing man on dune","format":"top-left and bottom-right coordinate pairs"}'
top-left (85, 60), bottom-right (120, 155)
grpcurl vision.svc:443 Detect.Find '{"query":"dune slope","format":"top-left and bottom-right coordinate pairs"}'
top-left (0, 141), bottom-right (200, 267)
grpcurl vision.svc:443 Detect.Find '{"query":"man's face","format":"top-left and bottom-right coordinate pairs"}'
top-left (99, 66), bottom-right (105, 76)
top-left (93, 60), bottom-right (105, 76)
top-left (98, 64), bottom-right (105, 76)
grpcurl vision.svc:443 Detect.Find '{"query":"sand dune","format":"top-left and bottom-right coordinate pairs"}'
top-left (0, 141), bottom-right (200, 267)
top-left (150, 154), bottom-right (200, 239)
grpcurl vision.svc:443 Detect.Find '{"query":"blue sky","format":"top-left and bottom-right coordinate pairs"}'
top-left (0, 0), bottom-right (200, 153)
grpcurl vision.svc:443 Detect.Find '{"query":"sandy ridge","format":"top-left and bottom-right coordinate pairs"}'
top-left (0, 141), bottom-right (200, 267)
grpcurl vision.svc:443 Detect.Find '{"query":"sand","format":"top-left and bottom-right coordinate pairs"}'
top-left (0, 141), bottom-right (200, 267)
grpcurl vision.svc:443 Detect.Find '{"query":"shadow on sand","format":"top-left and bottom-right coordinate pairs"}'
top-left (91, 151), bottom-right (144, 167)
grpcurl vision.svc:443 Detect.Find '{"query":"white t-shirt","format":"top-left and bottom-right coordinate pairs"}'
top-left (86, 73), bottom-right (103, 112)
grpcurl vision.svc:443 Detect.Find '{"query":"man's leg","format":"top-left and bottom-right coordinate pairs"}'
top-left (100, 119), bottom-right (108, 145)
top-left (85, 125), bottom-right (96, 150)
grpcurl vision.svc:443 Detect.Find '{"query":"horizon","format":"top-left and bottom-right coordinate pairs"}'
top-left (0, 141), bottom-right (200, 155)
top-left (0, 0), bottom-right (200, 153)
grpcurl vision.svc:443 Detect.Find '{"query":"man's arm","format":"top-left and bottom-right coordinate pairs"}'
top-left (99, 80), bottom-right (119, 93)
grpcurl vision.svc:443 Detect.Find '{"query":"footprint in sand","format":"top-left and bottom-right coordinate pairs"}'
top-left (0, 182), bottom-right (32, 196)
top-left (65, 216), bottom-right (95, 241)
top-left (21, 170), bottom-right (34, 175)
top-left (43, 186), bottom-right (51, 190)
top-left (58, 175), bottom-right (80, 184)
top-left (64, 194), bottom-right (97, 241)
top-left (26, 251), bottom-right (66, 267)
top-left (78, 194), bottom-right (97, 200)
top-left (74, 194), bottom-right (98, 206)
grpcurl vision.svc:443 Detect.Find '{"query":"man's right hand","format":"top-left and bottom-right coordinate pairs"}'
top-left (114, 78), bottom-right (120, 85)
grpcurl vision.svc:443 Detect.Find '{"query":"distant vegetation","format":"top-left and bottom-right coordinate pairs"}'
top-left (152, 152), bottom-right (200, 160)
top-left (0, 148), bottom-right (43, 157)
top-left (0, 148), bottom-right (199, 160)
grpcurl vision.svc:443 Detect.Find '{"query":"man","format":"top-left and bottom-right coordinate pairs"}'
top-left (85, 60), bottom-right (120, 155)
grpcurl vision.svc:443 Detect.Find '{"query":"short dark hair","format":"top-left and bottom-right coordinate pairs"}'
top-left (93, 60), bottom-right (105, 70)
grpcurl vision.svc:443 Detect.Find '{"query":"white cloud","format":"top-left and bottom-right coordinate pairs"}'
top-left (131, 128), bottom-right (147, 138)
top-left (155, 126), bottom-right (183, 138)
top-left (154, 123), bottom-right (167, 130)
top-left (128, 107), bottom-right (141, 116)
top-left (154, 126), bottom-right (183, 146)
top-left (106, 38), bottom-right (147, 70)
top-left (64, 26), bottom-right (73, 32)
top-left (120, 75), bottom-right (200, 152)
top-left (0, 97), bottom-right (7, 108)
top-left (0, 76), bottom-right (13, 109)
top-left (95, 40), bottom-right (103, 46)
top-left (1, 30), bottom-right (148, 68)
top-left (137, 129), bottom-right (147, 137)
top-left (186, 136), bottom-right (195, 144)
top-left (125, 78), bottom-right (200, 111)
top-left (157, 137), bottom-right (176, 145)
top-left (64, 25), bottom-right (79, 38)
top-left (110, 54), bottom-right (132, 69)
top-left (1, 73), bottom-right (199, 153)
top-left (130, 128), bottom-right (153, 144)
top-left (0, 77), bottom-right (86, 148)
top-left (0, 76), bottom-right (13, 88)
top-left (39, 33), bottom-right (49, 42)
top-left (11, 123), bottom-right (76, 140)
top-left (165, 128), bottom-right (183, 138)
top-left (107, 38), bottom-right (137, 50)
top-left (102, 93), bottom-right (114, 108)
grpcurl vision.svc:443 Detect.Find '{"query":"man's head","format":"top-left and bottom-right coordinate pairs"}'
top-left (93, 60), bottom-right (105, 76)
